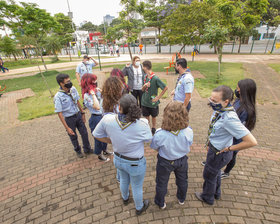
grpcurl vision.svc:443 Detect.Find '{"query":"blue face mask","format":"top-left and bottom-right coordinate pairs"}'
top-left (208, 98), bottom-right (223, 111)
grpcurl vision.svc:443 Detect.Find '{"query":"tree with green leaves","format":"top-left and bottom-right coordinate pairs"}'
top-left (230, 0), bottom-right (269, 53)
top-left (106, 0), bottom-right (145, 60)
top-left (54, 13), bottom-right (75, 61)
top-left (143, 0), bottom-right (167, 53)
top-left (0, 35), bottom-right (20, 60)
top-left (162, 0), bottom-right (214, 53)
top-left (79, 21), bottom-right (97, 32)
top-left (262, 0), bottom-right (280, 28)
top-left (204, 20), bottom-right (229, 82)
top-left (9, 2), bottom-right (61, 70)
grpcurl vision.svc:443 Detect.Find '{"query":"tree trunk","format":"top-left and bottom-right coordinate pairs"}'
top-left (217, 44), bottom-right (223, 83)
top-left (158, 28), bottom-right (161, 53)
top-left (128, 44), bottom-right (132, 61)
top-left (38, 48), bottom-right (48, 71)
top-left (12, 53), bottom-right (17, 61)
top-left (238, 37), bottom-right (242, 53)
top-left (179, 44), bottom-right (186, 54)
top-left (37, 62), bottom-right (54, 98)
top-left (66, 47), bottom-right (72, 62)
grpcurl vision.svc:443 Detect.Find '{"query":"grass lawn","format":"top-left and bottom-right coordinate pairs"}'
top-left (268, 63), bottom-right (280, 74)
top-left (4, 59), bottom-right (70, 70)
top-left (1, 61), bottom-right (244, 121)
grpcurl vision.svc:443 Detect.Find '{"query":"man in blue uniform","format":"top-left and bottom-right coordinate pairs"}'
top-left (75, 55), bottom-right (98, 86)
top-left (54, 73), bottom-right (93, 158)
top-left (171, 58), bottom-right (194, 112)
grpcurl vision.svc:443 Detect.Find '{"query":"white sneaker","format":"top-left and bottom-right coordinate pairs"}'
top-left (178, 200), bottom-right (184, 205)
top-left (160, 202), bottom-right (166, 210)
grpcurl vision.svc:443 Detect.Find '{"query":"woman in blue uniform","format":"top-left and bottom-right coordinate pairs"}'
top-left (93, 94), bottom-right (152, 215)
top-left (150, 101), bottom-right (193, 209)
top-left (221, 79), bottom-right (257, 179)
top-left (195, 85), bottom-right (257, 205)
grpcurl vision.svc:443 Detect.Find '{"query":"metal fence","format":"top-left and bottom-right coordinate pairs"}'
top-left (60, 38), bottom-right (280, 56)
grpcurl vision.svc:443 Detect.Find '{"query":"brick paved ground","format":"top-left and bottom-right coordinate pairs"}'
top-left (0, 62), bottom-right (280, 223)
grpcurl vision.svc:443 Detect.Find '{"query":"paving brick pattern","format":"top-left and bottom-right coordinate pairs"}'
top-left (1, 62), bottom-right (280, 223)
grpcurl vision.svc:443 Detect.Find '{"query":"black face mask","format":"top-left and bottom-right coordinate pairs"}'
top-left (235, 89), bottom-right (240, 98)
top-left (64, 81), bottom-right (73, 89)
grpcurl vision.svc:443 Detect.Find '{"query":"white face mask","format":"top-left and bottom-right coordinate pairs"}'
top-left (135, 61), bottom-right (140, 67)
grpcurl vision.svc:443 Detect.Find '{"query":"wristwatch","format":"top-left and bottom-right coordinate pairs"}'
top-left (227, 146), bottom-right (231, 151)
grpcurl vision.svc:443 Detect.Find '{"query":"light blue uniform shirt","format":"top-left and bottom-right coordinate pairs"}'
top-left (150, 127), bottom-right (193, 160)
top-left (209, 110), bottom-right (250, 150)
top-left (54, 86), bottom-right (80, 117)
top-left (93, 114), bottom-right (153, 158)
top-left (83, 91), bottom-right (103, 115)
top-left (76, 62), bottom-right (96, 78)
top-left (174, 72), bottom-right (194, 103)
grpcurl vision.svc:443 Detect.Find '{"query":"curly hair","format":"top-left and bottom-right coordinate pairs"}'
top-left (102, 77), bottom-right (123, 113)
top-left (80, 73), bottom-right (97, 98)
top-left (110, 68), bottom-right (129, 93)
top-left (119, 94), bottom-right (141, 123)
top-left (161, 101), bottom-right (189, 131)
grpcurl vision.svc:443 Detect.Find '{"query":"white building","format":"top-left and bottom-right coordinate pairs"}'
top-left (249, 25), bottom-right (280, 43)
top-left (103, 15), bottom-right (115, 25)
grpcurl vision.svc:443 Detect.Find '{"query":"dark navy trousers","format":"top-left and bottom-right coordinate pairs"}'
top-left (89, 114), bottom-right (107, 155)
top-left (65, 112), bottom-right (91, 153)
top-left (155, 154), bottom-right (188, 207)
top-left (201, 145), bottom-right (233, 204)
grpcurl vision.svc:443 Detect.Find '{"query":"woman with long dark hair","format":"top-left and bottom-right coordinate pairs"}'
top-left (221, 79), bottom-right (257, 179)
top-left (93, 94), bottom-right (152, 215)
top-left (81, 73), bottom-right (112, 162)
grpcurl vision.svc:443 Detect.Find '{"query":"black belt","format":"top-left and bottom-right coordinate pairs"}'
top-left (209, 143), bottom-right (222, 155)
top-left (114, 152), bottom-right (143, 161)
top-left (92, 113), bottom-right (102, 116)
top-left (158, 154), bottom-right (186, 165)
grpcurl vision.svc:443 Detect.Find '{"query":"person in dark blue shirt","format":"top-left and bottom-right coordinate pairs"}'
top-left (221, 79), bottom-right (257, 179)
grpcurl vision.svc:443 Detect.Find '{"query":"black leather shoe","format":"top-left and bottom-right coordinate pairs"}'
top-left (123, 198), bottom-right (129, 205)
top-left (136, 199), bottom-right (149, 215)
top-left (84, 149), bottom-right (94, 155)
top-left (214, 195), bottom-right (221, 200)
top-left (195, 192), bottom-right (213, 205)
top-left (76, 152), bottom-right (84, 158)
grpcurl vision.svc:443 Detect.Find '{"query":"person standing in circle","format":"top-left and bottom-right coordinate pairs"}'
top-left (221, 79), bottom-right (257, 179)
top-left (151, 101), bottom-right (193, 209)
top-left (195, 85), bottom-right (257, 205)
top-left (171, 58), bottom-right (194, 112)
top-left (81, 73), bottom-right (113, 162)
top-left (141, 60), bottom-right (168, 135)
top-left (122, 56), bottom-right (145, 107)
top-left (93, 94), bottom-right (152, 215)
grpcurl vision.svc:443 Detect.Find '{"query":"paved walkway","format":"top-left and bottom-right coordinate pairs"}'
top-left (0, 57), bottom-right (280, 224)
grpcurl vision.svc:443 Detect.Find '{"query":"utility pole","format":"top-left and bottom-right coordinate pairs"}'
top-left (67, 0), bottom-right (80, 57)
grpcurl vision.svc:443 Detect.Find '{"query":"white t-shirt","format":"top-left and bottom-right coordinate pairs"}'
top-left (132, 66), bottom-right (143, 90)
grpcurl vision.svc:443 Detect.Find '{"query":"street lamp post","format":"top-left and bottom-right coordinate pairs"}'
top-left (67, 0), bottom-right (80, 57)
